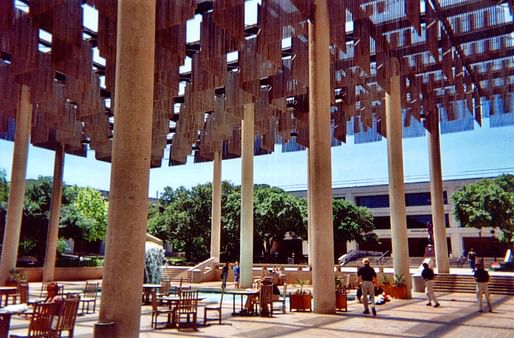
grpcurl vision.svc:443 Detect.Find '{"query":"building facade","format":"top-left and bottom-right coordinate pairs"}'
top-left (289, 177), bottom-right (503, 258)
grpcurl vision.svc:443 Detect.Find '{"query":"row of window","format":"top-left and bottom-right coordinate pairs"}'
top-left (373, 214), bottom-right (450, 229)
top-left (355, 191), bottom-right (448, 208)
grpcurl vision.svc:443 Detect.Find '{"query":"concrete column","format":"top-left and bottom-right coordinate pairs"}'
top-left (0, 85), bottom-right (31, 285)
top-left (308, 0), bottom-right (336, 314)
top-left (345, 193), bottom-right (358, 252)
top-left (307, 149), bottom-right (313, 265)
top-left (346, 240), bottom-right (358, 252)
top-left (239, 103), bottom-right (254, 288)
top-left (450, 232), bottom-right (464, 258)
top-left (385, 59), bottom-right (411, 297)
top-left (210, 149), bottom-right (222, 261)
top-left (427, 111), bottom-right (450, 273)
top-left (42, 143), bottom-right (65, 282)
top-left (97, 1), bottom-right (156, 337)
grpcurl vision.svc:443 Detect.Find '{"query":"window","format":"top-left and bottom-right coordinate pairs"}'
top-left (373, 216), bottom-right (390, 229)
top-left (355, 195), bottom-right (389, 208)
top-left (357, 191), bottom-right (448, 209)
top-left (406, 214), bottom-right (450, 228)
top-left (405, 192), bottom-right (448, 206)
top-left (405, 192), bottom-right (431, 206)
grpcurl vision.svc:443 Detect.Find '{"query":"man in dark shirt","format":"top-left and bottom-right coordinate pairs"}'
top-left (474, 263), bottom-right (492, 312)
top-left (357, 258), bottom-right (377, 316)
top-left (421, 263), bottom-right (440, 307)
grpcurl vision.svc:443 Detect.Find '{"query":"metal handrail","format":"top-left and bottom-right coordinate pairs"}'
top-left (376, 250), bottom-right (390, 266)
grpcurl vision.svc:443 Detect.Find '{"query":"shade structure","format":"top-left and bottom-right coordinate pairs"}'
top-left (0, 0), bottom-right (512, 162)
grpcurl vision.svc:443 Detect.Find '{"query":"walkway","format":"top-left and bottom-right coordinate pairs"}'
top-left (7, 288), bottom-right (514, 337)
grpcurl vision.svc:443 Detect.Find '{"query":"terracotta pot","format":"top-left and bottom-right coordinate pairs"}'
top-left (391, 285), bottom-right (408, 299)
top-left (335, 292), bottom-right (347, 311)
top-left (289, 293), bottom-right (312, 312)
top-left (381, 284), bottom-right (392, 295)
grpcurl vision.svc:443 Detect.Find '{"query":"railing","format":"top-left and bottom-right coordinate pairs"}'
top-left (376, 250), bottom-right (390, 266)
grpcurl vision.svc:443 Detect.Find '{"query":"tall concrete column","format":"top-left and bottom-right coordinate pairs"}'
top-left (97, 1), bottom-right (156, 337)
top-left (239, 103), bottom-right (254, 288)
top-left (307, 149), bottom-right (313, 264)
top-left (42, 143), bottom-right (65, 282)
top-left (210, 149), bottom-right (222, 261)
top-left (308, 0), bottom-right (335, 314)
top-left (427, 111), bottom-right (450, 272)
top-left (385, 59), bottom-right (411, 297)
top-left (0, 85), bottom-right (31, 285)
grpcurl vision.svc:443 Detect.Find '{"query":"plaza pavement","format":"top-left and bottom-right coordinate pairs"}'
top-left (7, 282), bottom-right (514, 337)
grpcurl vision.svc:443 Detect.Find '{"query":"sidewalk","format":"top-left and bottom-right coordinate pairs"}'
top-left (7, 289), bottom-right (514, 337)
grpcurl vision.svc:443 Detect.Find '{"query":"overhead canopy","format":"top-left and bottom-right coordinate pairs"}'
top-left (1, 0), bottom-right (513, 167)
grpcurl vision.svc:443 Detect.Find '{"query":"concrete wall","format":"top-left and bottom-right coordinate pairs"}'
top-left (19, 267), bottom-right (103, 282)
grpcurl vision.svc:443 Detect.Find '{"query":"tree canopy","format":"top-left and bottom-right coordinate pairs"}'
top-left (0, 173), bottom-right (108, 263)
top-left (148, 182), bottom-right (378, 264)
top-left (452, 175), bottom-right (514, 249)
top-left (333, 198), bottom-right (376, 259)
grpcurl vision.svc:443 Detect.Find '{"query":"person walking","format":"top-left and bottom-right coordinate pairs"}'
top-left (357, 258), bottom-right (377, 317)
top-left (467, 248), bottom-right (477, 271)
top-left (221, 262), bottom-right (230, 289)
top-left (421, 262), bottom-right (440, 307)
top-left (233, 261), bottom-right (240, 288)
top-left (474, 263), bottom-right (492, 313)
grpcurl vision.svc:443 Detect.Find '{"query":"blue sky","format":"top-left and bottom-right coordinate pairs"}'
top-left (1, 120), bottom-right (513, 198)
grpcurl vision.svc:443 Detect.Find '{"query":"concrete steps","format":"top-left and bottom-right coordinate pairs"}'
top-left (434, 274), bottom-right (514, 295)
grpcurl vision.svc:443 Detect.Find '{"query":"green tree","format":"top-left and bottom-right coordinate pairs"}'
top-left (60, 186), bottom-right (108, 254)
top-left (0, 169), bottom-right (9, 235)
top-left (452, 175), bottom-right (514, 250)
top-left (253, 185), bottom-right (307, 259)
top-left (21, 176), bottom-right (54, 261)
top-left (0, 168), bottom-right (8, 210)
top-left (333, 199), bottom-right (376, 260)
top-left (148, 184), bottom-right (211, 262)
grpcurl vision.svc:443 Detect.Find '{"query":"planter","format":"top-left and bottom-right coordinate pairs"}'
top-left (5, 280), bottom-right (18, 287)
top-left (391, 285), bottom-right (408, 299)
top-left (335, 292), bottom-right (347, 312)
top-left (381, 284), bottom-right (392, 296)
top-left (289, 293), bottom-right (312, 312)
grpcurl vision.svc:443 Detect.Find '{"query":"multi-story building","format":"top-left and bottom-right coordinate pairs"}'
top-left (289, 178), bottom-right (503, 258)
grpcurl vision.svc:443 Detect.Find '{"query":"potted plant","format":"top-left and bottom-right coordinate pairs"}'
top-left (335, 276), bottom-right (347, 311)
top-left (391, 274), bottom-right (408, 299)
top-left (289, 279), bottom-right (312, 312)
top-left (6, 268), bottom-right (26, 286)
top-left (380, 274), bottom-right (392, 295)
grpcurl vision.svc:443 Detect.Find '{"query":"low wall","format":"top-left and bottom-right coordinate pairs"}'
top-left (18, 267), bottom-right (103, 282)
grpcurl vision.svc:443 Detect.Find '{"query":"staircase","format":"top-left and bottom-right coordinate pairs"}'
top-left (161, 257), bottom-right (218, 283)
top-left (434, 274), bottom-right (514, 295)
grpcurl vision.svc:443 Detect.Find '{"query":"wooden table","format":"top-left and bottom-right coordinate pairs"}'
top-left (158, 295), bottom-right (205, 328)
top-left (0, 304), bottom-right (30, 338)
top-left (142, 284), bottom-right (161, 305)
top-left (225, 289), bottom-right (259, 315)
top-left (0, 287), bottom-right (17, 308)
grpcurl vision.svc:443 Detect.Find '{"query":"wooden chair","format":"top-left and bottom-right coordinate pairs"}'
top-left (272, 283), bottom-right (287, 314)
top-left (203, 289), bottom-right (224, 325)
top-left (175, 290), bottom-right (199, 331)
top-left (10, 302), bottom-right (61, 338)
top-left (80, 282), bottom-right (98, 314)
top-left (159, 279), bottom-right (171, 297)
top-left (54, 295), bottom-right (80, 338)
top-left (150, 289), bottom-right (175, 329)
top-left (259, 284), bottom-right (274, 317)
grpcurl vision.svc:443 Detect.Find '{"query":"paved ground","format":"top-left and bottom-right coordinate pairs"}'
top-left (7, 283), bottom-right (514, 337)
